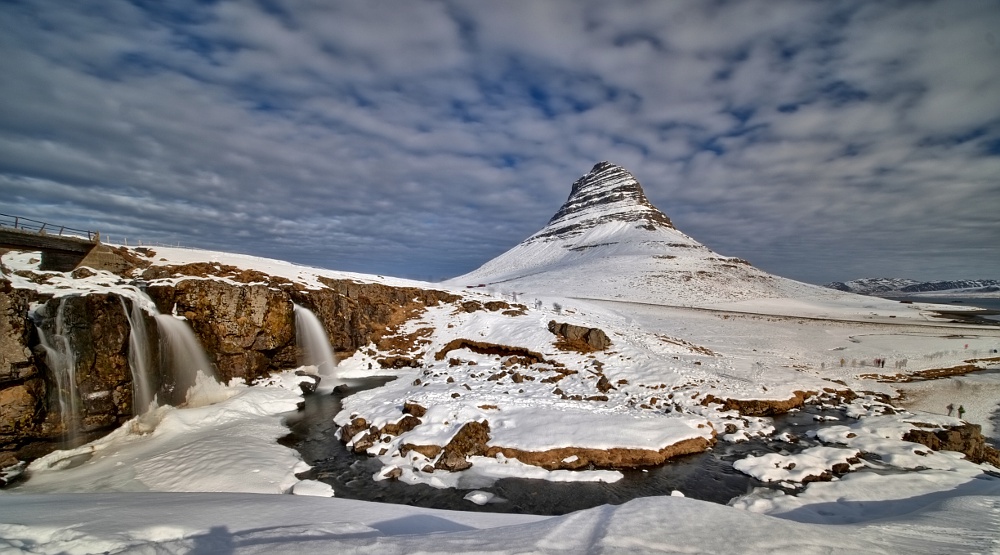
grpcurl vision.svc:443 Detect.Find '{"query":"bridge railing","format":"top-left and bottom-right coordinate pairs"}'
top-left (0, 213), bottom-right (98, 242)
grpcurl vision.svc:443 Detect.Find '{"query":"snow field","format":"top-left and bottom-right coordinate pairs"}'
top-left (4, 244), bottom-right (1000, 553)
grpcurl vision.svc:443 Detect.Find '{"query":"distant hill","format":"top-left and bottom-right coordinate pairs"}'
top-left (825, 278), bottom-right (1000, 296)
top-left (447, 162), bottom-right (908, 317)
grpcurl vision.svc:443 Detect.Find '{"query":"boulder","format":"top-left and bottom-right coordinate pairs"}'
top-left (435, 420), bottom-right (491, 472)
top-left (903, 423), bottom-right (1000, 467)
top-left (548, 320), bottom-right (611, 351)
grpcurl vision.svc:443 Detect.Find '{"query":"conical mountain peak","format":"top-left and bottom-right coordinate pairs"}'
top-left (530, 162), bottom-right (674, 243)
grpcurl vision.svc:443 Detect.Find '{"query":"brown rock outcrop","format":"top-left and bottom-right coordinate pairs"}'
top-left (434, 339), bottom-right (548, 363)
top-left (435, 420), bottom-right (491, 471)
top-left (703, 391), bottom-right (812, 417)
top-left (0, 283), bottom-right (46, 460)
top-left (3, 266), bottom-right (466, 466)
top-left (485, 435), bottom-right (714, 470)
top-left (381, 414), bottom-right (421, 436)
top-left (903, 423), bottom-right (1000, 467)
top-left (299, 278), bottom-right (459, 360)
top-left (548, 320), bottom-right (611, 352)
top-left (402, 402), bottom-right (427, 418)
top-left (33, 295), bottom-right (136, 433)
top-left (0, 282), bottom-right (38, 384)
top-left (146, 281), bottom-right (296, 383)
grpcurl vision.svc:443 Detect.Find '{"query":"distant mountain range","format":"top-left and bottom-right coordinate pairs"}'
top-left (824, 278), bottom-right (1000, 296)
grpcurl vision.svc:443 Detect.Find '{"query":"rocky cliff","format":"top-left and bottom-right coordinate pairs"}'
top-left (0, 261), bottom-right (461, 468)
top-left (530, 161), bottom-right (675, 242)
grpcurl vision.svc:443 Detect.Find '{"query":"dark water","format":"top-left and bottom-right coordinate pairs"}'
top-left (281, 380), bottom-right (847, 515)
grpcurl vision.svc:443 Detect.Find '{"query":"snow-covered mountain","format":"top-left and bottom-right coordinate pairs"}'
top-left (449, 162), bottom-right (887, 314)
top-left (826, 278), bottom-right (1000, 296)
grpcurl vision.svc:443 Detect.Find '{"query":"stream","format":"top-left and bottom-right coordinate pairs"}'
top-left (281, 378), bottom-right (853, 515)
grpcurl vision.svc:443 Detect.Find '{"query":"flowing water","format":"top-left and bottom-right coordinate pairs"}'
top-left (283, 381), bottom-right (850, 515)
top-left (120, 297), bottom-right (155, 414)
top-left (154, 314), bottom-right (215, 403)
top-left (32, 297), bottom-right (80, 447)
top-left (293, 304), bottom-right (340, 387)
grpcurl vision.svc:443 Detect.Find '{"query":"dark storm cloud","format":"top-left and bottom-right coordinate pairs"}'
top-left (1, 0), bottom-right (998, 283)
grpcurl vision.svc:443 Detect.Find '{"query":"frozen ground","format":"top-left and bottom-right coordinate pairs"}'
top-left (3, 245), bottom-right (1000, 553)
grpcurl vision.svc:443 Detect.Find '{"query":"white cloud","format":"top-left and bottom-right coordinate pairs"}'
top-left (0, 0), bottom-right (997, 283)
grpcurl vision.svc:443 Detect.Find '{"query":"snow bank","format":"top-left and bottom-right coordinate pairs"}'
top-left (7, 371), bottom-right (315, 494)
top-left (3, 488), bottom-right (1000, 554)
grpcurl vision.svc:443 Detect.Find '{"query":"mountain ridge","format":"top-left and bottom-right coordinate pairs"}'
top-left (528, 161), bottom-right (675, 243)
top-left (825, 278), bottom-right (1000, 296)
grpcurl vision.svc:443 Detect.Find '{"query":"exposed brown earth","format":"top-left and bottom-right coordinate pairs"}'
top-left (702, 391), bottom-right (814, 417)
top-left (434, 339), bottom-right (549, 364)
top-left (142, 262), bottom-right (291, 287)
top-left (860, 357), bottom-right (1000, 383)
top-left (485, 434), bottom-right (715, 470)
top-left (435, 420), bottom-right (491, 471)
top-left (903, 423), bottom-right (1000, 467)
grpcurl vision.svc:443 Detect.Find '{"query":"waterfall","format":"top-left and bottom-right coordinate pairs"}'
top-left (33, 297), bottom-right (80, 447)
top-left (293, 303), bottom-right (339, 387)
top-left (120, 297), bottom-right (155, 415)
top-left (154, 313), bottom-right (216, 403)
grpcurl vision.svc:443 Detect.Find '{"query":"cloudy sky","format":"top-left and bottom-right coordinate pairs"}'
top-left (2, 1), bottom-right (998, 284)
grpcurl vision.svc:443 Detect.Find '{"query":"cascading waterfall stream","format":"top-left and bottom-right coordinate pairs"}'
top-left (154, 313), bottom-right (216, 404)
top-left (33, 297), bottom-right (80, 447)
top-left (119, 296), bottom-right (155, 415)
top-left (293, 303), bottom-right (340, 389)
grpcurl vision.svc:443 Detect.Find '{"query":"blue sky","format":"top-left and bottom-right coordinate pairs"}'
top-left (1, 0), bottom-right (998, 284)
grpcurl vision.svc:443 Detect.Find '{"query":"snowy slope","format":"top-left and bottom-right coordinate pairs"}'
top-left (449, 162), bottom-right (965, 320)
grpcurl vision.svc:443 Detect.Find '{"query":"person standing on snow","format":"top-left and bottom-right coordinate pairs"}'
top-left (958, 405), bottom-right (966, 419)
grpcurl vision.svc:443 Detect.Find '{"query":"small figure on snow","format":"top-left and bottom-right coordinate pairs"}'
top-left (958, 405), bottom-right (966, 419)
top-left (947, 403), bottom-right (954, 416)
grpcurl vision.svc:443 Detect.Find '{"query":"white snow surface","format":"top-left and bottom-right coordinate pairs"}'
top-left (3, 238), bottom-right (1000, 553)
top-left (3, 486), bottom-right (1000, 554)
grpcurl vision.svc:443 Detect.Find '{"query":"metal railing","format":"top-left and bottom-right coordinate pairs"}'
top-left (0, 213), bottom-right (98, 242)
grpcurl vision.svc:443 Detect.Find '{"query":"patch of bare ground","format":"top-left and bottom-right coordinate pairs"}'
top-left (107, 246), bottom-right (152, 273)
top-left (552, 336), bottom-right (602, 353)
top-left (434, 339), bottom-right (550, 364)
top-left (375, 327), bottom-right (434, 368)
top-left (859, 357), bottom-right (1000, 383)
top-left (454, 299), bottom-right (528, 316)
top-left (702, 390), bottom-right (820, 417)
top-left (485, 435), bottom-right (716, 470)
top-left (142, 262), bottom-right (293, 286)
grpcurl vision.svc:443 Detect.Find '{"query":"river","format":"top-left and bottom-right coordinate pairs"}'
top-left (282, 379), bottom-right (860, 515)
